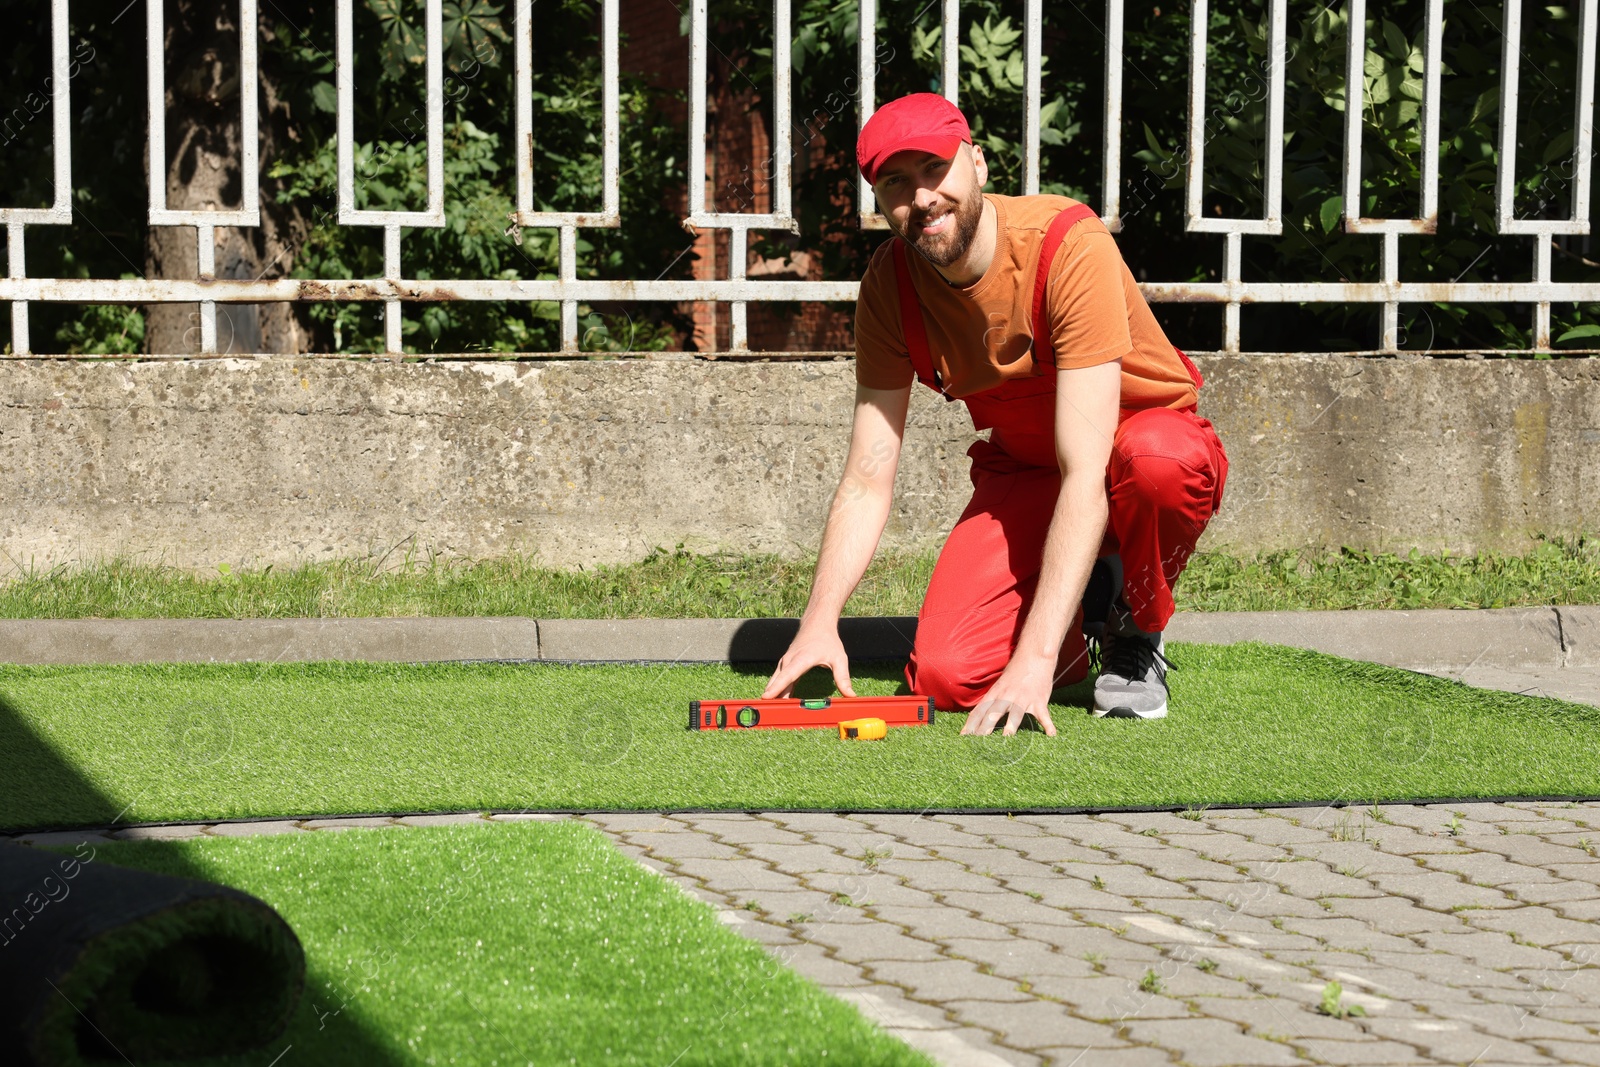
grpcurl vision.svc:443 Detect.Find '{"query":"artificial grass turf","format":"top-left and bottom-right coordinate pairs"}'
top-left (51, 820), bottom-right (929, 1067)
top-left (3, 643), bottom-right (1597, 832)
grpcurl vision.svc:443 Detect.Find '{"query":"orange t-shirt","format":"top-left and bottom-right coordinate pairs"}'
top-left (853, 193), bottom-right (1197, 413)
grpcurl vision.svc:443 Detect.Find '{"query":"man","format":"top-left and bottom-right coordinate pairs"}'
top-left (763, 93), bottom-right (1228, 736)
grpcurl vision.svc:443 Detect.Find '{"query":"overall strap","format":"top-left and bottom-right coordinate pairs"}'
top-left (890, 239), bottom-right (951, 400)
top-left (1030, 202), bottom-right (1205, 392)
top-left (1028, 202), bottom-right (1100, 372)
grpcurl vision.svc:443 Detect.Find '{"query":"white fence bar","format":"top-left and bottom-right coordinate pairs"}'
top-left (7, 225), bottom-right (27, 357)
top-left (942, 0), bottom-right (960, 104)
top-left (1022, 0), bottom-right (1041, 196)
top-left (1495, 0), bottom-right (1596, 350)
top-left (1102, 0), bottom-right (1125, 231)
top-left (1340, 0), bottom-right (1444, 351)
top-left (147, 0), bottom-right (259, 355)
top-left (10, 276), bottom-right (1600, 305)
top-left (1184, 0), bottom-right (1287, 351)
top-left (0, 0), bottom-right (72, 354)
top-left (685, 0), bottom-right (797, 351)
top-left (6, 0), bottom-right (1600, 357)
top-left (855, 0), bottom-right (891, 230)
top-left (336, 0), bottom-right (445, 355)
top-left (514, 0), bottom-right (620, 352)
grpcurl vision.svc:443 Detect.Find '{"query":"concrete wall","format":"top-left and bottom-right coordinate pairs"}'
top-left (2, 355), bottom-right (1596, 571)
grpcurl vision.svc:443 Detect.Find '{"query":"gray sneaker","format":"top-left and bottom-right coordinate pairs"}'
top-left (1092, 618), bottom-right (1172, 720)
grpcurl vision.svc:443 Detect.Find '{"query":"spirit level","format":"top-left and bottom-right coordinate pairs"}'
top-left (687, 695), bottom-right (935, 731)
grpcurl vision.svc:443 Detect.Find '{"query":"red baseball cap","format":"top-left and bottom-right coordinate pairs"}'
top-left (856, 93), bottom-right (972, 185)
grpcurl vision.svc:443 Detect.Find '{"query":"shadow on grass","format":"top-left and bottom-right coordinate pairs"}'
top-left (0, 691), bottom-right (405, 1066)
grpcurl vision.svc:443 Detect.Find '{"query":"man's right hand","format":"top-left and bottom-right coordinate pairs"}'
top-left (763, 621), bottom-right (856, 699)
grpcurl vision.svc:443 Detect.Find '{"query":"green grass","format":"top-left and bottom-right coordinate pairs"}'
top-left (64, 821), bottom-right (928, 1066)
top-left (3, 537), bottom-right (1598, 619)
top-left (4, 644), bottom-right (1596, 832)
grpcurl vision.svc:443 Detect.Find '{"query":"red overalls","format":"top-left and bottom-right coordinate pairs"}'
top-left (896, 205), bottom-right (1230, 710)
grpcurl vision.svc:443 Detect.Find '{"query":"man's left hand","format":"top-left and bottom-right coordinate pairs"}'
top-left (959, 654), bottom-right (1059, 737)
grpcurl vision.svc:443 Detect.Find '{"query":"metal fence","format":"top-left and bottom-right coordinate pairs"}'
top-left (0, 0), bottom-right (1595, 356)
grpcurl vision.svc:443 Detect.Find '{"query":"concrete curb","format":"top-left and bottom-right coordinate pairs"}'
top-left (0, 617), bottom-right (539, 665)
top-left (0, 606), bottom-right (1588, 670)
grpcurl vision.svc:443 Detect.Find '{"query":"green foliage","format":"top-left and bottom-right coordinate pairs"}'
top-left (1125, 0), bottom-right (1598, 349)
top-left (261, 0), bottom-right (690, 354)
top-left (54, 298), bottom-right (146, 356)
top-left (15, 0), bottom-right (690, 355)
top-left (717, 0), bottom-right (1085, 277)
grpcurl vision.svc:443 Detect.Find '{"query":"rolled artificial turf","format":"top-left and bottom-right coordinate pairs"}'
top-left (2, 643), bottom-right (1597, 832)
top-left (47, 820), bottom-right (931, 1067)
top-left (0, 840), bottom-right (303, 1066)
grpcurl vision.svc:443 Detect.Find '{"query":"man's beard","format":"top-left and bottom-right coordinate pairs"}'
top-left (898, 187), bottom-right (984, 269)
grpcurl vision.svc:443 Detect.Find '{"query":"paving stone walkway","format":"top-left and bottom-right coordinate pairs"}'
top-left (593, 803), bottom-right (1600, 1067)
top-left (15, 803), bottom-right (1600, 1066)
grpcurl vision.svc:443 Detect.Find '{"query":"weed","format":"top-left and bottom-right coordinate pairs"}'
top-left (1330, 812), bottom-right (1367, 843)
top-left (1091, 875), bottom-right (1106, 891)
top-left (1337, 865), bottom-right (1368, 879)
top-left (859, 846), bottom-right (893, 868)
top-left (1111, 924), bottom-right (1130, 936)
top-left (1443, 815), bottom-right (1464, 837)
top-left (1196, 958), bottom-right (1218, 973)
top-left (1083, 951), bottom-right (1104, 965)
top-left (788, 912), bottom-right (813, 923)
top-left (1317, 980), bottom-right (1366, 1019)
top-left (1138, 969), bottom-right (1164, 994)
top-left (1270, 916), bottom-right (1286, 930)
top-left (831, 893), bottom-right (854, 908)
top-left (1140, 828), bottom-right (1163, 837)
top-left (1367, 801), bottom-right (1390, 824)
top-left (1179, 806), bottom-right (1209, 821)
top-left (1579, 837), bottom-right (1596, 857)
top-left (1025, 891), bottom-right (1043, 901)
top-left (741, 899), bottom-right (761, 911)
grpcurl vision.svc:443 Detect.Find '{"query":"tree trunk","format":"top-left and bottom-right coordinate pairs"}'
top-left (145, 0), bottom-right (310, 355)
